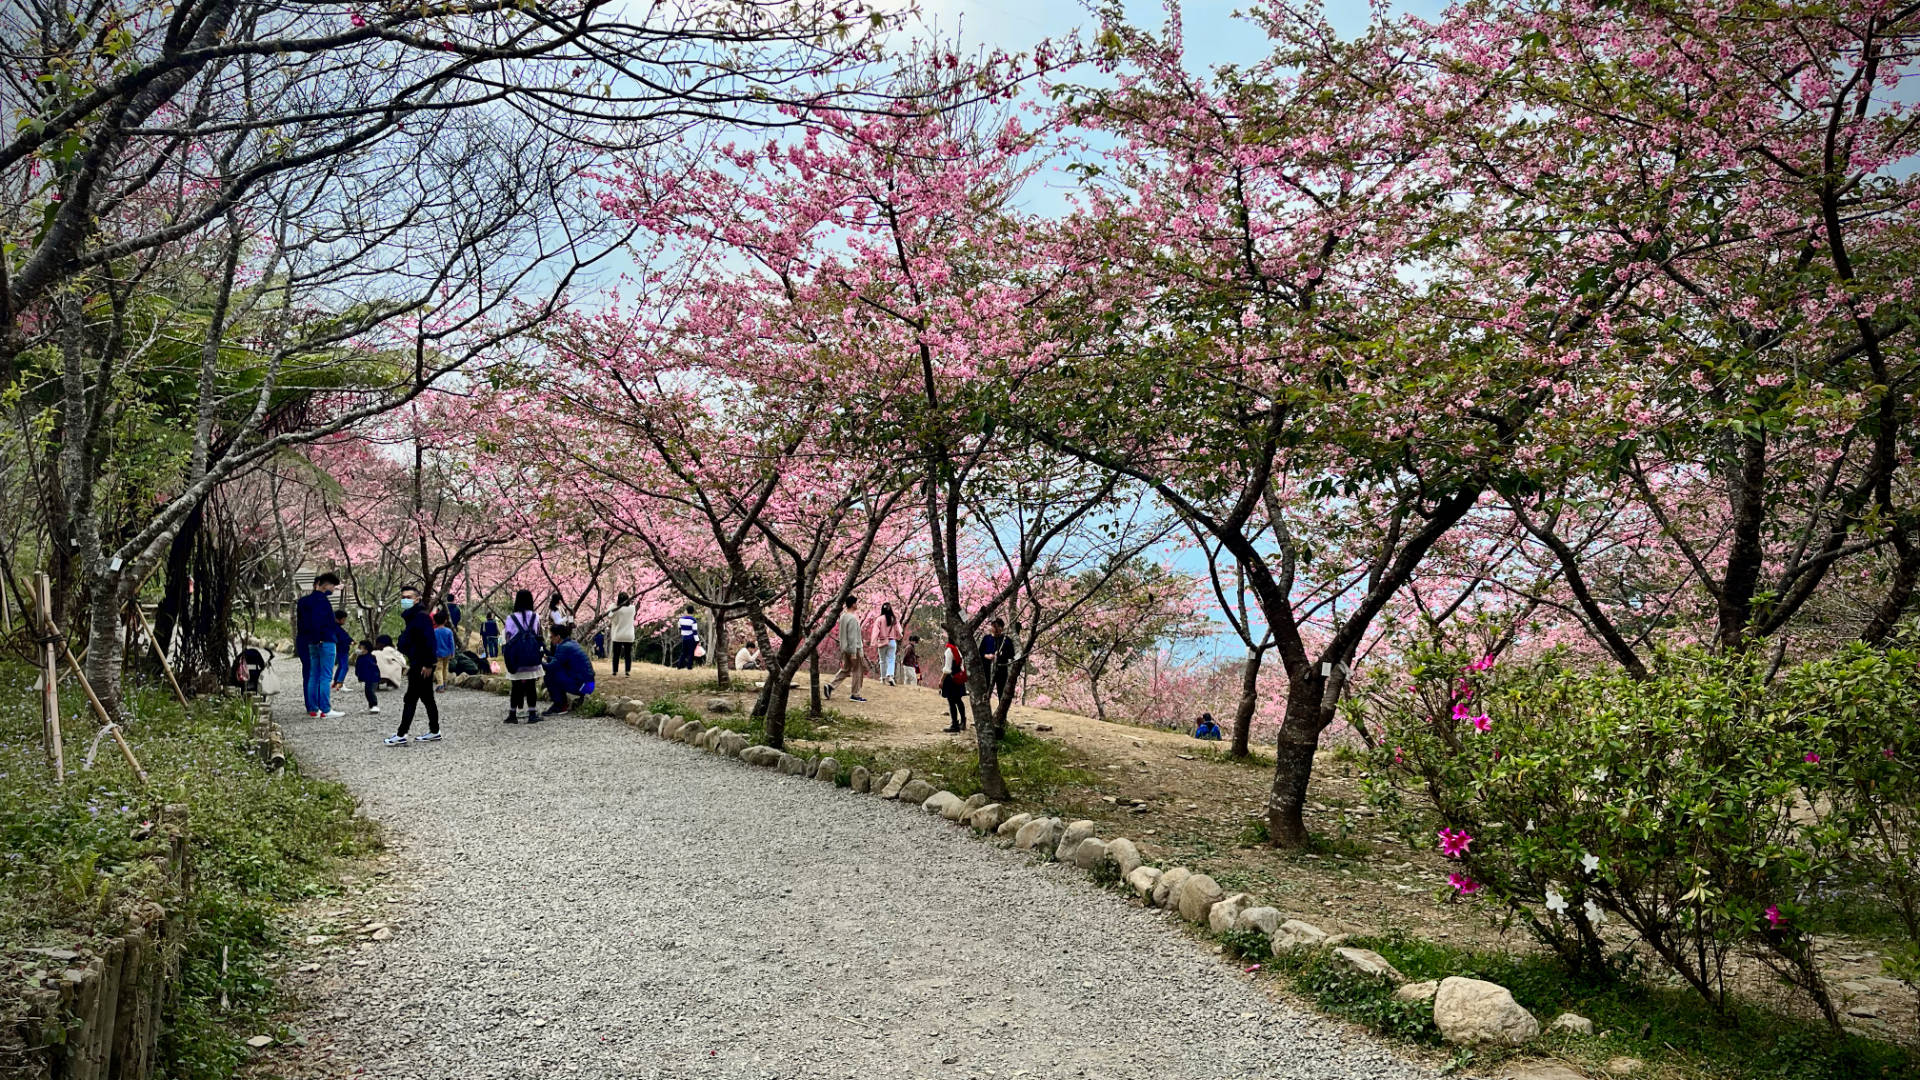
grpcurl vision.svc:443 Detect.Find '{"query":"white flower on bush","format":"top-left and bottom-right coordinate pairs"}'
top-left (1580, 851), bottom-right (1601, 875)
top-left (1591, 766), bottom-right (1610, 783)
top-left (1584, 898), bottom-right (1607, 925)
top-left (1544, 887), bottom-right (1568, 916)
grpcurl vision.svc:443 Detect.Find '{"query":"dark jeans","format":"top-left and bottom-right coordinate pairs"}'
top-left (509, 678), bottom-right (538, 713)
top-left (547, 676), bottom-right (577, 711)
top-left (611, 640), bottom-right (634, 675)
top-left (947, 693), bottom-right (967, 730)
top-left (362, 682), bottom-right (378, 708)
top-left (398, 669), bottom-right (438, 736)
top-left (677, 638), bottom-right (697, 668)
top-left (483, 635), bottom-right (499, 658)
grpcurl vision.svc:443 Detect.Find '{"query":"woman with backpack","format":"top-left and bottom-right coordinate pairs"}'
top-left (939, 629), bottom-right (968, 733)
top-left (503, 589), bottom-right (545, 724)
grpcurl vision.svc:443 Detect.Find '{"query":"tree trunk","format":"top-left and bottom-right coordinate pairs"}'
top-left (1266, 672), bottom-right (1330, 848)
top-left (150, 502), bottom-right (202, 658)
top-left (1231, 647), bottom-right (1263, 759)
top-left (1089, 675), bottom-right (1107, 722)
top-left (712, 611), bottom-right (729, 689)
top-left (83, 575), bottom-right (130, 721)
top-left (808, 651), bottom-right (821, 719)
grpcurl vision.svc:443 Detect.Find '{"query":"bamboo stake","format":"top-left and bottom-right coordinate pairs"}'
top-left (38, 573), bottom-right (63, 785)
top-left (129, 604), bottom-right (189, 710)
top-left (56, 633), bottom-right (149, 785)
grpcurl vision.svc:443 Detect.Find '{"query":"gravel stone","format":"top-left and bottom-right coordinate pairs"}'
top-left (277, 690), bottom-right (1433, 1079)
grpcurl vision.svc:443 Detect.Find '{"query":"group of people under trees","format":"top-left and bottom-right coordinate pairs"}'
top-left (290, 576), bottom-right (1029, 743)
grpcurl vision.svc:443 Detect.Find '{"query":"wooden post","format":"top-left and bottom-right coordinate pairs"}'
top-left (38, 572), bottom-right (64, 784)
top-left (59, 638), bottom-right (149, 786)
top-left (129, 604), bottom-right (189, 710)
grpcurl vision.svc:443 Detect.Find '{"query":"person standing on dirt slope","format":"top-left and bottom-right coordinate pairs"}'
top-left (607, 592), bottom-right (637, 675)
top-left (676, 605), bottom-right (701, 669)
top-left (823, 595), bottom-right (868, 702)
top-left (388, 585), bottom-right (443, 746)
top-left (877, 602), bottom-right (901, 686)
top-left (940, 630), bottom-right (968, 733)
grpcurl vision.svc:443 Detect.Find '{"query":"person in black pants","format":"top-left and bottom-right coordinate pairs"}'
top-left (388, 585), bottom-right (442, 745)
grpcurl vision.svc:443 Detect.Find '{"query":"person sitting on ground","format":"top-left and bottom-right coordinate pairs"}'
top-left (354, 640), bottom-right (383, 714)
top-left (734, 642), bottom-right (762, 670)
top-left (1193, 712), bottom-right (1223, 740)
top-left (374, 634), bottom-right (404, 688)
top-left (543, 623), bottom-right (596, 715)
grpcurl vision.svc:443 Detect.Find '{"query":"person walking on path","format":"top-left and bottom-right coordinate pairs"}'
top-left (354, 640), bottom-right (383, 713)
top-left (676, 605), bottom-right (701, 669)
top-left (296, 572), bottom-right (343, 717)
top-left (502, 590), bottom-right (544, 724)
top-left (480, 611), bottom-right (500, 659)
top-left (607, 593), bottom-right (636, 676)
top-left (543, 624), bottom-right (596, 715)
top-left (939, 629), bottom-right (968, 732)
top-left (388, 586), bottom-right (443, 745)
top-left (877, 602), bottom-right (901, 686)
top-left (901, 635), bottom-right (921, 688)
top-left (823, 596), bottom-right (868, 702)
top-left (433, 610), bottom-right (456, 690)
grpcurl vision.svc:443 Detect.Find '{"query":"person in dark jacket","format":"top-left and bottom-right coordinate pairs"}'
top-left (445, 592), bottom-right (463, 633)
top-left (353, 640), bottom-right (383, 713)
top-left (388, 585), bottom-right (443, 745)
top-left (543, 624), bottom-right (596, 715)
top-left (295, 572), bottom-right (342, 717)
top-left (480, 612), bottom-right (500, 658)
top-left (1193, 712), bottom-right (1223, 740)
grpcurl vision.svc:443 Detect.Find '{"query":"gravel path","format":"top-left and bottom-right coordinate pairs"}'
top-left (277, 689), bottom-right (1434, 1080)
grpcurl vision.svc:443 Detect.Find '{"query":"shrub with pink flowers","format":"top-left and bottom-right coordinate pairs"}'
top-left (1369, 643), bottom-right (1920, 1030)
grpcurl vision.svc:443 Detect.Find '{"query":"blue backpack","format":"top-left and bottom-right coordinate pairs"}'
top-left (504, 616), bottom-right (543, 672)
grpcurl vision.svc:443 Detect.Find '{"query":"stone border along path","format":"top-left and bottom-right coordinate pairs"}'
top-left (277, 687), bottom-right (1437, 1080)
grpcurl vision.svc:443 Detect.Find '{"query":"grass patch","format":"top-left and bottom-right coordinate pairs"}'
top-left (0, 665), bottom-right (378, 1079)
top-left (810, 727), bottom-right (1095, 807)
top-left (694, 702), bottom-right (880, 745)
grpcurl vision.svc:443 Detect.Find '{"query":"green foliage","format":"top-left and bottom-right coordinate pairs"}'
top-left (0, 666), bottom-right (377, 1079)
top-left (1218, 928), bottom-right (1271, 962)
top-left (815, 726), bottom-right (1094, 804)
top-left (1293, 947), bottom-right (1440, 1043)
top-left (1371, 643), bottom-right (1920, 1026)
top-left (574, 694), bottom-right (608, 718)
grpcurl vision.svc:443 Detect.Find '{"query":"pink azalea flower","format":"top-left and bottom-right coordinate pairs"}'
top-left (1437, 828), bottom-right (1473, 858)
top-left (1393, 745), bottom-right (1405, 765)
top-left (1765, 904), bottom-right (1784, 929)
top-left (1448, 872), bottom-right (1482, 896)
top-left (1451, 702), bottom-right (1471, 721)
top-left (1803, 751), bottom-right (1820, 764)
top-left (1883, 748), bottom-right (1895, 759)
top-left (1470, 713), bottom-right (1491, 734)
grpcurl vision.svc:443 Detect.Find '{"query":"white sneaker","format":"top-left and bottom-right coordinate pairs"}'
top-left (384, 734), bottom-right (408, 746)
top-left (415, 732), bottom-right (443, 742)
top-left (368, 706), bottom-right (382, 714)
top-left (324, 710), bottom-right (344, 718)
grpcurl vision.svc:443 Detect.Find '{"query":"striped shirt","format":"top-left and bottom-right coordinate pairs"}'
top-left (679, 614), bottom-right (699, 638)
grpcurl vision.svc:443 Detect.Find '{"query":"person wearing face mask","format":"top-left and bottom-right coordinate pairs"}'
top-left (388, 585), bottom-right (443, 745)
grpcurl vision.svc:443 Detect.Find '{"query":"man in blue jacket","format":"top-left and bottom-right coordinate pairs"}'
top-left (543, 623), bottom-right (596, 715)
top-left (296, 572), bottom-right (343, 717)
top-left (388, 585), bottom-right (443, 746)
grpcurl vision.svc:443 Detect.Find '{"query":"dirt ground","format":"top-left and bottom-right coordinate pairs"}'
top-left (590, 659), bottom-right (1918, 1048)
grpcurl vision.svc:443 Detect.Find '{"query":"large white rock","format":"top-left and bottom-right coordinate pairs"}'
top-left (716, 732), bottom-right (748, 758)
top-left (815, 756), bottom-right (840, 782)
top-left (1125, 866), bottom-right (1162, 899)
top-left (967, 803), bottom-right (1006, 832)
top-left (849, 766), bottom-right (872, 793)
top-left (1104, 838), bottom-right (1143, 876)
top-left (1234, 906), bottom-right (1282, 936)
top-left (1151, 867), bottom-right (1191, 908)
top-left (1055, 819), bottom-right (1098, 863)
top-left (996, 812), bottom-right (1033, 837)
top-left (924, 790), bottom-right (966, 817)
top-left (1332, 947), bottom-right (1406, 985)
top-left (1433, 976), bottom-right (1539, 1046)
top-left (1175, 874), bottom-right (1225, 924)
top-left (1548, 1012), bottom-right (1594, 1036)
top-left (961, 793), bottom-right (989, 814)
top-left (897, 778), bottom-right (936, 804)
top-left (1071, 837), bottom-right (1110, 870)
top-left (1272, 919), bottom-right (1330, 952)
top-left (1013, 817), bottom-right (1063, 853)
top-left (1208, 893), bottom-right (1254, 934)
top-left (660, 716), bottom-right (687, 741)
top-left (879, 769), bottom-right (913, 799)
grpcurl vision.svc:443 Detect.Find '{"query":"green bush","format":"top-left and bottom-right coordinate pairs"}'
top-left (1371, 643), bottom-right (1920, 1029)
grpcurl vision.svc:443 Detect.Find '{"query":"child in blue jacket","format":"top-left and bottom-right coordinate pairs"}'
top-left (353, 640), bottom-right (383, 713)
top-left (433, 610), bottom-right (456, 690)
top-left (543, 624), bottom-right (596, 715)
